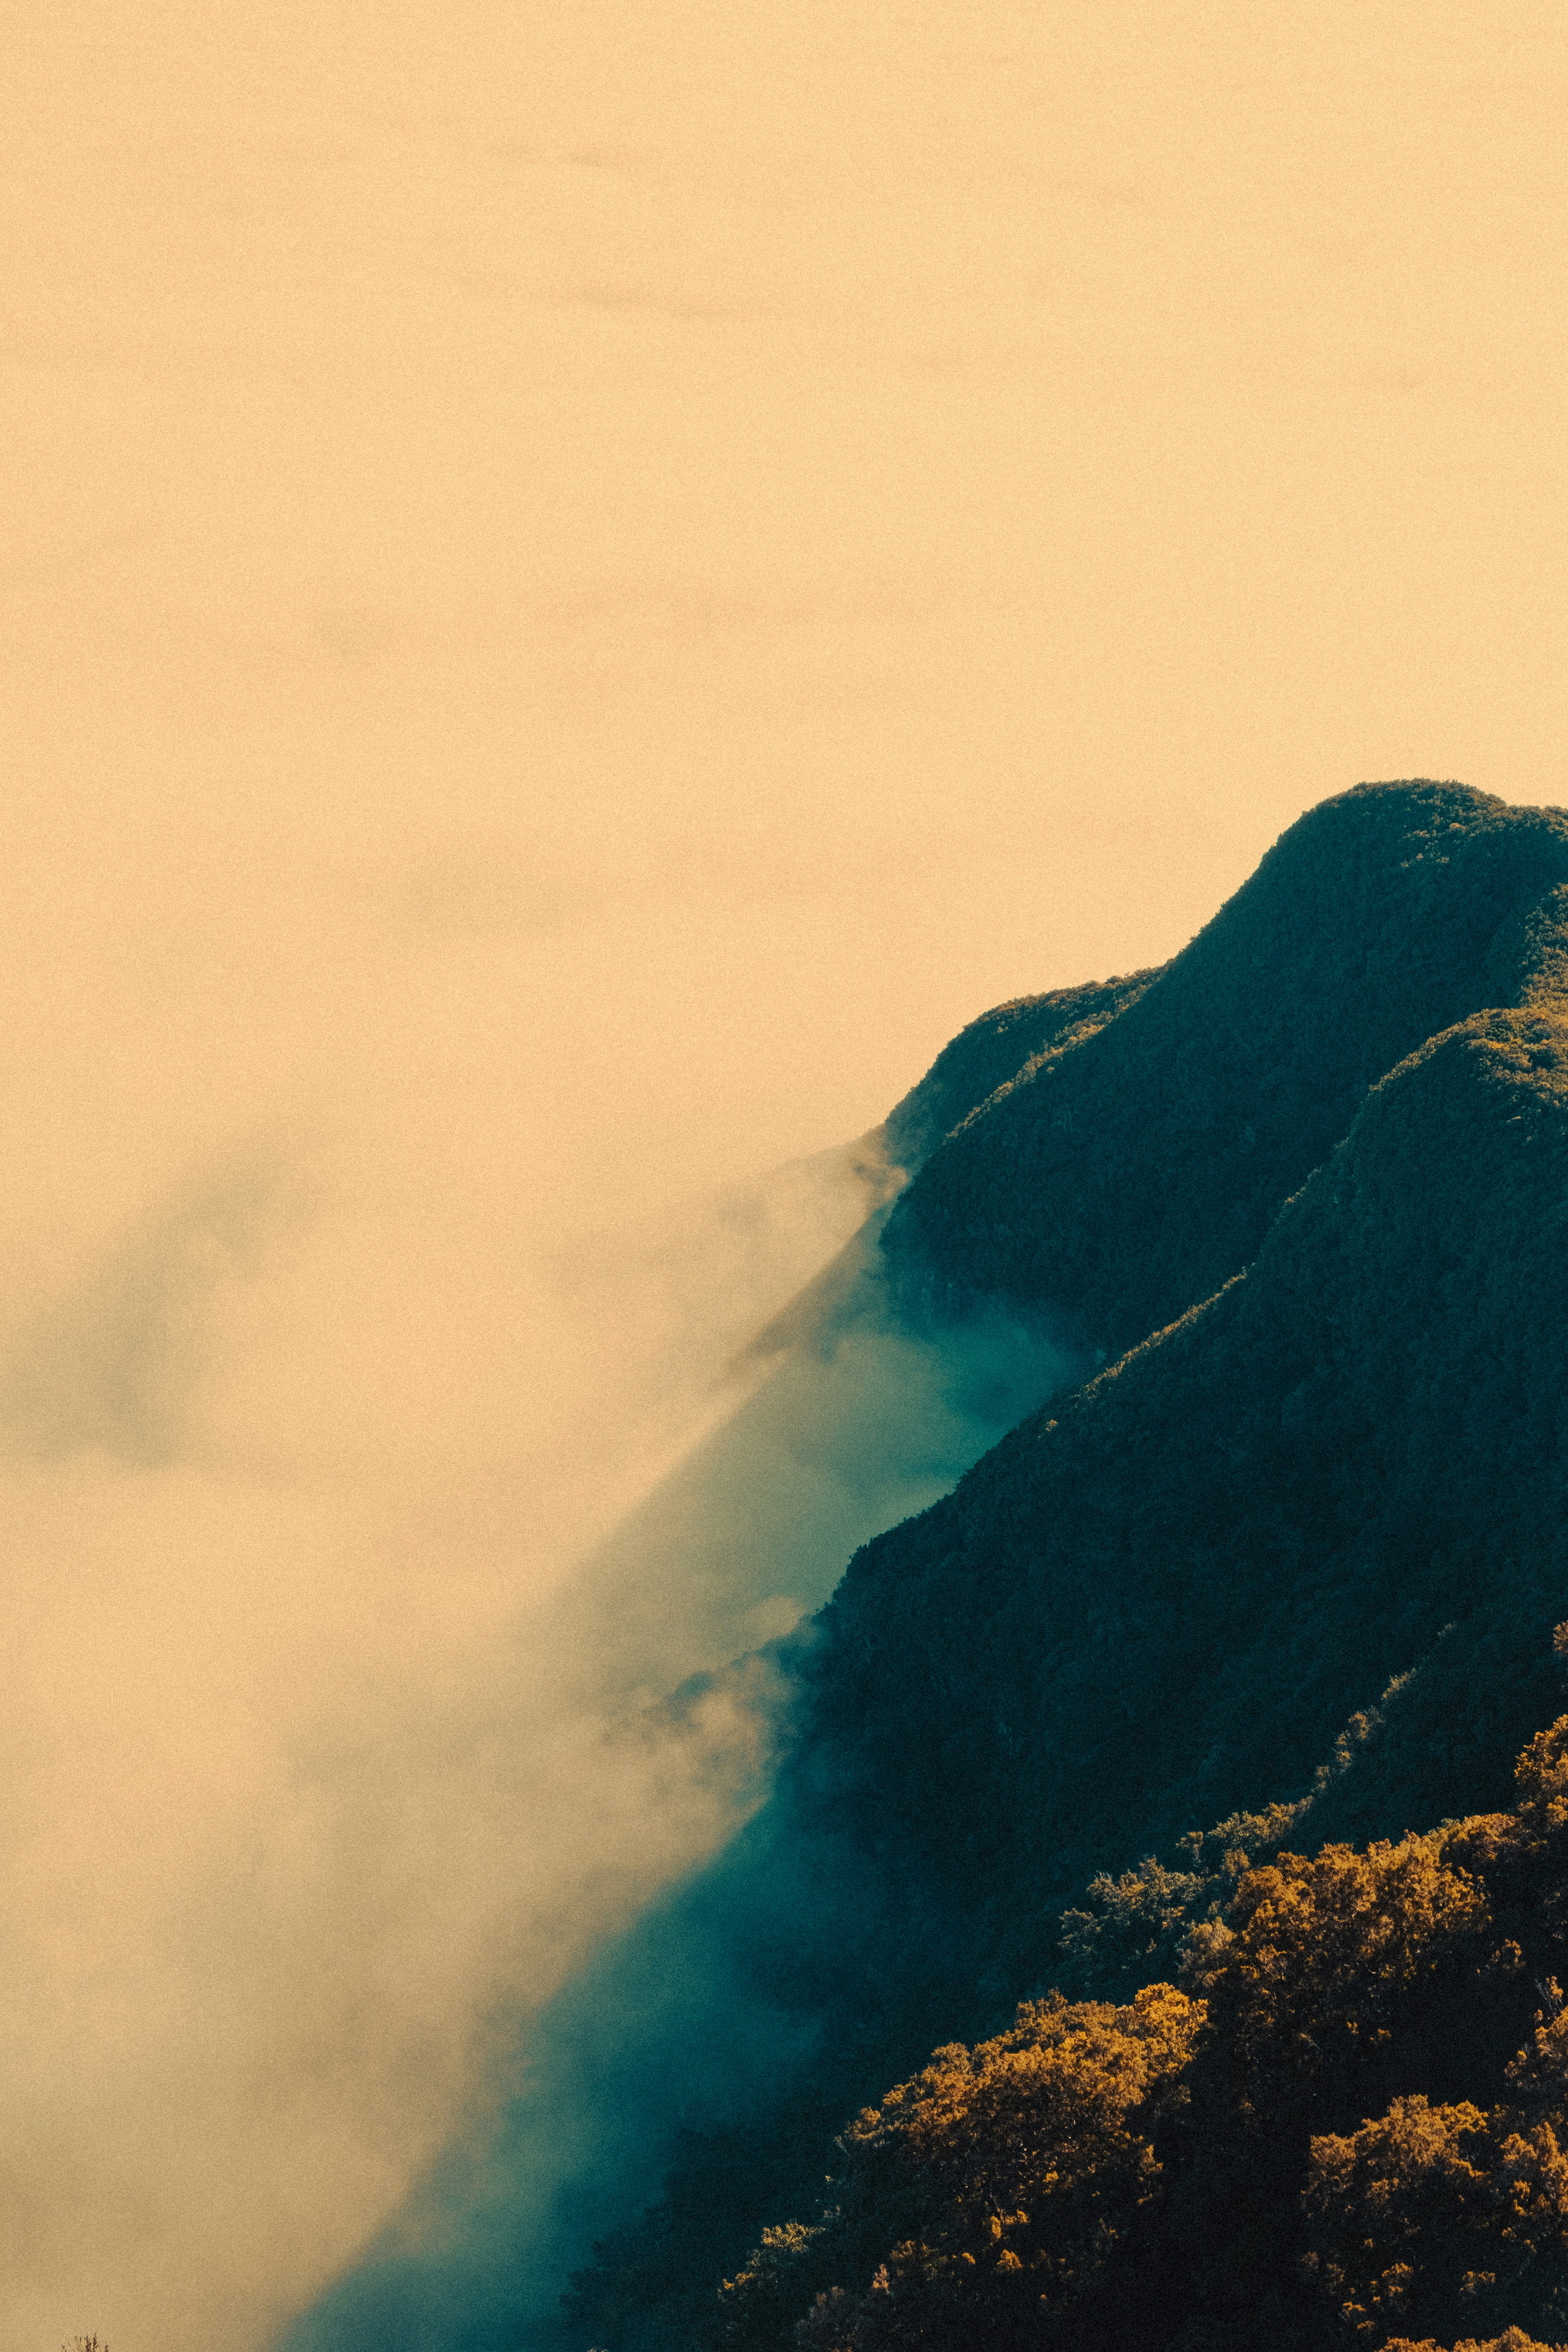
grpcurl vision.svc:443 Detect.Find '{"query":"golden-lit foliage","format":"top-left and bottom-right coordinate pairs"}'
top-left (1511, 1719), bottom-right (1568, 1833)
top-left (1303, 2096), bottom-right (1568, 2343)
top-left (1209, 1837), bottom-right (1491, 2128)
top-left (1383, 2333), bottom-right (1568, 2352)
top-left (719, 1985), bottom-right (1200, 2350)
top-left (698, 1716), bottom-right (1568, 2352)
top-left (843, 1985), bottom-right (1199, 2319)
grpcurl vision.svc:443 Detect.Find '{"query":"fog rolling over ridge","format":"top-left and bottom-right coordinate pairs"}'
top-left (266, 993), bottom-right (1122, 2352)
top-left (282, 1214), bottom-right (1077, 2352)
top-left (0, 1092), bottom-right (829, 2350)
top-left (531, 1220), bottom-right (1079, 1717)
top-left (0, 1030), bottom-right (1071, 2352)
top-left (271, 781), bottom-right (1568, 2352)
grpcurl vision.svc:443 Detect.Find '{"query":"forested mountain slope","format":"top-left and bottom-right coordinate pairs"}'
top-left (559, 786), bottom-right (1568, 2352)
top-left (567, 996), bottom-right (1568, 2352)
top-left (814, 1004), bottom-right (1568, 1934)
top-left (883, 780), bottom-right (1568, 1357)
top-left (287, 782), bottom-right (1568, 2352)
top-left (712, 1712), bottom-right (1568, 2351)
top-left (878, 971), bottom-right (1157, 1181)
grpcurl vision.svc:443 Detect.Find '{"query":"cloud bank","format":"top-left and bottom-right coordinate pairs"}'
top-left (0, 859), bottom-right (1071, 2352)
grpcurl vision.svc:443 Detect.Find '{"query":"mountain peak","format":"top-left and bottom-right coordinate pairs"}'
top-left (883, 780), bottom-right (1568, 1358)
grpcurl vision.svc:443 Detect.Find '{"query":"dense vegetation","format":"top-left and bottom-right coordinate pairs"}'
top-left (879, 971), bottom-right (1156, 1181)
top-left (816, 1003), bottom-right (1568, 1922)
top-left (557, 784), bottom-right (1568, 2352)
top-left (709, 1708), bottom-right (1568, 2350)
top-left (883, 780), bottom-right (1568, 1357)
top-left (564, 1693), bottom-right (1568, 2352)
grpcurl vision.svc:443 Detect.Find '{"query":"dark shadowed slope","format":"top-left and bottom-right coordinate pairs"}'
top-left (565, 996), bottom-right (1568, 2350)
top-left (884, 780), bottom-right (1568, 1357)
top-left (704, 1715), bottom-right (1568, 2352)
top-left (813, 1004), bottom-right (1568, 1937)
top-left (289, 784), bottom-right (1568, 2352)
top-left (879, 971), bottom-right (1158, 1178)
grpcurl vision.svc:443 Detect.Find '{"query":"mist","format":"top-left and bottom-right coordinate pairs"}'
top-left (0, 826), bottom-right (1074, 2352)
top-left (0, 1097), bottom-right (856, 2352)
top-left (274, 1216), bottom-right (1077, 2352)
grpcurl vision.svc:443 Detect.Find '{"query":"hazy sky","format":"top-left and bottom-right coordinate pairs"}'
top-left (2, 5), bottom-right (1565, 2348)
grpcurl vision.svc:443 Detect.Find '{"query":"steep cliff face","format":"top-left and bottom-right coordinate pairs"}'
top-left (883, 781), bottom-right (1568, 1358)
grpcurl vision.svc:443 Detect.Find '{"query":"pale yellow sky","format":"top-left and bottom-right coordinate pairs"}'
top-left (0, 5), bottom-right (1564, 2348)
top-left (7, 4), bottom-right (1563, 1218)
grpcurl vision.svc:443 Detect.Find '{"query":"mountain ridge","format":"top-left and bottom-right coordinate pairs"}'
top-left (557, 782), bottom-right (1568, 2352)
top-left (285, 780), bottom-right (1568, 2352)
top-left (882, 780), bottom-right (1568, 1357)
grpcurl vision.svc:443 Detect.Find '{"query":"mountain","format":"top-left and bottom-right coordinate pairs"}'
top-left (560, 781), bottom-right (1568, 2352)
top-left (813, 999), bottom-right (1568, 1941)
top-left (288, 780), bottom-right (1568, 2352)
top-left (882, 779), bottom-right (1568, 1356)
